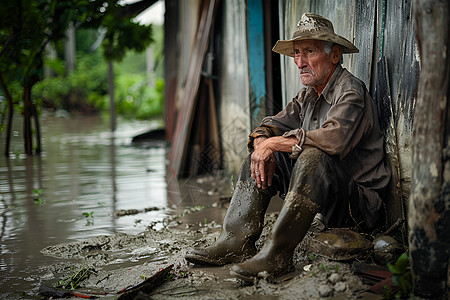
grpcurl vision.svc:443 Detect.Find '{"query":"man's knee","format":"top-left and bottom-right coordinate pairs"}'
top-left (236, 154), bottom-right (254, 182)
top-left (292, 148), bottom-right (327, 177)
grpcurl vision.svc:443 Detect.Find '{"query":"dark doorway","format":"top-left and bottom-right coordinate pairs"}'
top-left (263, 1), bottom-right (283, 115)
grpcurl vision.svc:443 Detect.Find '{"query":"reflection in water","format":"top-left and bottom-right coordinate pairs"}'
top-left (0, 114), bottom-right (167, 297)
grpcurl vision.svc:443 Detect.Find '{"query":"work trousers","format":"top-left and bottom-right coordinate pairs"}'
top-left (237, 148), bottom-right (361, 228)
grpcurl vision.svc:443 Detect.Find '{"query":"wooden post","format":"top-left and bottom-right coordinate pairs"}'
top-left (0, 74), bottom-right (13, 156)
top-left (23, 83), bottom-right (32, 155)
top-left (409, 0), bottom-right (449, 298)
top-left (108, 60), bottom-right (116, 132)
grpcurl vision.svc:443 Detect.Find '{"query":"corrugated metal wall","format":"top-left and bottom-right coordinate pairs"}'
top-left (217, 0), bottom-right (251, 174)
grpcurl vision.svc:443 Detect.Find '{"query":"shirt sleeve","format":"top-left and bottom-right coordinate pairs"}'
top-left (304, 89), bottom-right (367, 159)
top-left (247, 92), bottom-right (303, 152)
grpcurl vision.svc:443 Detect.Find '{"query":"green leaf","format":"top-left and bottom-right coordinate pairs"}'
top-left (394, 252), bottom-right (409, 274)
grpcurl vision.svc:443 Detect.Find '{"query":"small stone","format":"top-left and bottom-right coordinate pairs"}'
top-left (333, 282), bottom-right (347, 292)
top-left (303, 264), bottom-right (312, 272)
top-left (318, 285), bottom-right (333, 297)
top-left (328, 273), bottom-right (342, 283)
top-left (257, 271), bottom-right (274, 282)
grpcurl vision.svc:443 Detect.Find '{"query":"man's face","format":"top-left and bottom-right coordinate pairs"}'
top-left (293, 40), bottom-right (336, 92)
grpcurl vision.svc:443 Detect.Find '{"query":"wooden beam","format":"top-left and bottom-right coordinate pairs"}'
top-left (168, 0), bottom-right (218, 177)
top-left (409, 0), bottom-right (450, 298)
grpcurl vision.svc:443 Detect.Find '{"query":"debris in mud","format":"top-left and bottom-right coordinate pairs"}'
top-left (114, 206), bottom-right (161, 217)
top-left (372, 235), bottom-right (403, 264)
top-left (352, 261), bottom-right (396, 295)
top-left (38, 178), bottom-right (392, 300)
top-left (39, 285), bottom-right (98, 299)
top-left (117, 264), bottom-right (173, 300)
top-left (55, 267), bottom-right (95, 290)
top-left (306, 228), bottom-right (372, 260)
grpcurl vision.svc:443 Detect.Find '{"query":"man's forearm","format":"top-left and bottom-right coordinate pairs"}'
top-left (263, 136), bottom-right (299, 153)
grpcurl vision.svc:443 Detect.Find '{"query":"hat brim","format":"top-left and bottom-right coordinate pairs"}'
top-left (272, 34), bottom-right (359, 57)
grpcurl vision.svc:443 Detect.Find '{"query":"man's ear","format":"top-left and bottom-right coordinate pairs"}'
top-left (331, 45), bottom-right (342, 64)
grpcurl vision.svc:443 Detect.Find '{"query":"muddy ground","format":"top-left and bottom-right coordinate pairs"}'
top-left (37, 175), bottom-right (391, 299)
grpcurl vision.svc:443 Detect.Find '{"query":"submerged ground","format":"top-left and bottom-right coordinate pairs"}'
top-left (39, 175), bottom-right (384, 300)
top-left (0, 113), bottom-right (391, 299)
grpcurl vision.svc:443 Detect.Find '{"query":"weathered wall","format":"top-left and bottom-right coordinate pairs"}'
top-left (166, 1), bottom-right (419, 215)
top-left (217, 0), bottom-right (250, 174)
top-left (176, 0), bottom-right (201, 102)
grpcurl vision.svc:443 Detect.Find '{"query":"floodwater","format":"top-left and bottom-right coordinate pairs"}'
top-left (0, 112), bottom-right (174, 298)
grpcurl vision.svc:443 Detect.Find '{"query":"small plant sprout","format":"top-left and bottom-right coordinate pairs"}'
top-left (55, 267), bottom-right (93, 290)
top-left (82, 211), bottom-right (94, 226)
top-left (386, 252), bottom-right (413, 299)
top-left (33, 189), bottom-right (44, 205)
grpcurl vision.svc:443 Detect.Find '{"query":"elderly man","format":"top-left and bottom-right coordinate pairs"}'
top-left (185, 13), bottom-right (390, 281)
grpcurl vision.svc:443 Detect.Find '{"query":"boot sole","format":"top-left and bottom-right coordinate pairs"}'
top-left (184, 254), bottom-right (227, 266)
top-left (185, 250), bottom-right (256, 266)
top-left (230, 266), bottom-right (295, 283)
top-left (229, 270), bottom-right (256, 283)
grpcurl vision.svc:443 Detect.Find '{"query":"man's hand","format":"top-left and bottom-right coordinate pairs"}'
top-left (251, 137), bottom-right (276, 189)
top-left (250, 135), bottom-right (300, 189)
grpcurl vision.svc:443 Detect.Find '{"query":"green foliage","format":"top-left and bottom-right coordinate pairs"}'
top-left (385, 252), bottom-right (414, 299)
top-left (0, 0), bottom-right (83, 85)
top-left (82, 211), bottom-right (94, 226)
top-left (102, 17), bottom-right (153, 62)
top-left (55, 267), bottom-right (93, 290)
top-left (33, 52), bottom-right (164, 119)
top-left (33, 189), bottom-right (44, 205)
top-left (44, 57), bottom-right (66, 77)
top-left (151, 25), bottom-right (165, 78)
top-left (79, 0), bottom-right (154, 62)
top-left (0, 0), bottom-right (157, 116)
top-left (33, 52), bottom-right (108, 111)
top-left (76, 28), bottom-right (101, 55)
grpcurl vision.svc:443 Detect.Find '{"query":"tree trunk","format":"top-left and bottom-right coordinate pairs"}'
top-left (409, 0), bottom-right (450, 299)
top-left (0, 74), bottom-right (13, 156)
top-left (32, 103), bottom-right (41, 154)
top-left (23, 82), bottom-right (32, 155)
top-left (108, 60), bottom-right (116, 132)
top-left (64, 22), bottom-right (76, 74)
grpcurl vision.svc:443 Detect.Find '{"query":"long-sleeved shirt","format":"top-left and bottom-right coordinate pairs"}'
top-left (248, 64), bottom-right (391, 228)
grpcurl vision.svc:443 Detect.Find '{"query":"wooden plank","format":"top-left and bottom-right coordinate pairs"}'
top-left (354, 0), bottom-right (376, 89)
top-left (247, 0), bottom-right (266, 128)
top-left (409, 0), bottom-right (450, 298)
top-left (376, 57), bottom-right (405, 227)
top-left (168, 0), bottom-right (218, 177)
top-left (206, 78), bottom-right (220, 166)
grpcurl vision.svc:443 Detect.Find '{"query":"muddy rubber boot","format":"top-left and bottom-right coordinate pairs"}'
top-left (230, 191), bottom-right (320, 281)
top-left (185, 180), bottom-right (273, 266)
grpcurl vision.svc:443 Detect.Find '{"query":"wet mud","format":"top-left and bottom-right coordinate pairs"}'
top-left (35, 176), bottom-right (384, 300)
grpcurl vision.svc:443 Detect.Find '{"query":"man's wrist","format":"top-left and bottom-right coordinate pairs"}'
top-left (254, 136), bottom-right (268, 149)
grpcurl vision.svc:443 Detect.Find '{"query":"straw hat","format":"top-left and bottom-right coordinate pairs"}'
top-left (272, 13), bottom-right (359, 57)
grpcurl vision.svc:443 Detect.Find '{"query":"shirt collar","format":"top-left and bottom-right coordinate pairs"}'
top-left (304, 64), bottom-right (343, 105)
top-left (320, 64), bottom-right (343, 105)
